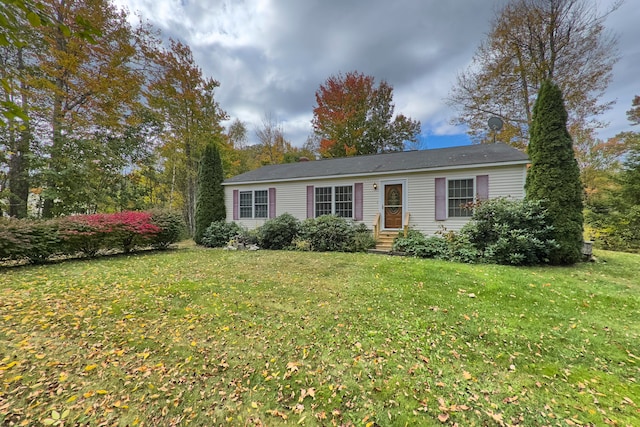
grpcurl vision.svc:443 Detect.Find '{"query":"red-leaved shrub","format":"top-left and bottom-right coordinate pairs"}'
top-left (60, 211), bottom-right (161, 255)
top-left (1, 210), bottom-right (183, 264)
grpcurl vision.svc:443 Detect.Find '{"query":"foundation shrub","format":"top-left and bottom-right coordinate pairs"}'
top-left (258, 213), bottom-right (300, 250)
top-left (392, 229), bottom-right (449, 259)
top-left (201, 221), bottom-right (243, 248)
top-left (299, 215), bottom-right (356, 252)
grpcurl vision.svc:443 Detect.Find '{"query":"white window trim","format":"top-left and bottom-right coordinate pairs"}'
top-left (239, 189), bottom-right (269, 219)
top-left (447, 177), bottom-right (476, 218)
top-left (314, 184), bottom-right (354, 218)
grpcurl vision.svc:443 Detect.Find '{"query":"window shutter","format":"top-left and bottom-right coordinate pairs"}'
top-left (354, 183), bottom-right (363, 221)
top-left (306, 185), bottom-right (314, 218)
top-left (476, 175), bottom-right (489, 200)
top-left (435, 177), bottom-right (446, 221)
top-left (268, 187), bottom-right (276, 218)
top-left (232, 189), bottom-right (239, 220)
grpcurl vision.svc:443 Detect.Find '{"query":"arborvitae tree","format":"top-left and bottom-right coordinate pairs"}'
top-left (194, 143), bottom-right (225, 244)
top-left (526, 79), bottom-right (583, 264)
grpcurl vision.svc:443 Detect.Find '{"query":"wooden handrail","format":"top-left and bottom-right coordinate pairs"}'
top-left (372, 213), bottom-right (380, 239)
top-left (403, 212), bottom-right (410, 237)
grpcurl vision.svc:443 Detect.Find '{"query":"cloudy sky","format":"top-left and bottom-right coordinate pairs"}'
top-left (112, 0), bottom-right (639, 149)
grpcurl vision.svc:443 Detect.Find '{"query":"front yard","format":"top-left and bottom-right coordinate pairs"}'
top-left (1, 247), bottom-right (639, 426)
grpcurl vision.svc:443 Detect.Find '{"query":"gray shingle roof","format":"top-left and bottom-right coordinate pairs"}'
top-left (223, 143), bottom-right (529, 184)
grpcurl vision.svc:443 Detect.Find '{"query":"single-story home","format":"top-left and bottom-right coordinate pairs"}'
top-left (222, 143), bottom-right (529, 244)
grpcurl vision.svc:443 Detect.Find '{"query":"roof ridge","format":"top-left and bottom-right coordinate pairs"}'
top-left (224, 143), bottom-right (528, 184)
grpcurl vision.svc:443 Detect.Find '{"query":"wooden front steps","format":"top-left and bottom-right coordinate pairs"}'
top-left (373, 231), bottom-right (398, 252)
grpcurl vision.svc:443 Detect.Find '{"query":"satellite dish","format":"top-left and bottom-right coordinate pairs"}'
top-left (488, 116), bottom-right (503, 131)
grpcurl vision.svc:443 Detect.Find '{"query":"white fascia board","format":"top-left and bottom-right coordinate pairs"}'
top-left (222, 159), bottom-right (530, 186)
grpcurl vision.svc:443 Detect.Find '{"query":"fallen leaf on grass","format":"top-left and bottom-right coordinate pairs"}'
top-left (267, 409), bottom-right (288, 420)
top-left (485, 410), bottom-right (505, 426)
top-left (503, 396), bottom-right (519, 404)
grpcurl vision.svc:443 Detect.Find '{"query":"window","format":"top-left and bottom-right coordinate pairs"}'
top-left (315, 185), bottom-right (353, 218)
top-left (254, 190), bottom-right (268, 218)
top-left (239, 191), bottom-right (253, 219)
top-left (239, 190), bottom-right (268, 219)
top-left (335, 186), bottom-right (353, 218)
top-left (315, 187), bottom-right (332, 217)
top-left (448, 179), bottom-right (474, 217)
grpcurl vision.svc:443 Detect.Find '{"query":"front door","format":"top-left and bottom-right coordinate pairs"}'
top-left (384, 184), bottom-right (403, 229)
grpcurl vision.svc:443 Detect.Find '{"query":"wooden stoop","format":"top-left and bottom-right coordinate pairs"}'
top-left (373, 231), bottom-right (398, 252)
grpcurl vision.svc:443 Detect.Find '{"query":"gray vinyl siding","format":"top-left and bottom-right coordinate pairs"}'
top-left (225, 164), bottom-right (526, 233)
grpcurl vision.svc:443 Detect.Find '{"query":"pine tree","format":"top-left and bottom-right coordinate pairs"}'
top-left (194, 143), bottom-right (225, 244)
top-left (526, 79), bottom-right (583, 264)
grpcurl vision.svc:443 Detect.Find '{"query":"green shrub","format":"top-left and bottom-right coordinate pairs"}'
top-left (392, 229), bottom-right (449, 259)
top-left (460, 198), bottom-right (557, 265)
top-left (351, 223), bottom-right (376, 252)
top-left (58, 216), bottom-right (103, 257)
top-left (237, 227), bottom-right (260, 246)
top-left (0, 210), bottom-right (187, 264)
top-left (150, 210), bottom-right (186, 249)
top-left (442, 231), bottom-right (480, 264)
top-left (201, 221), bottom-right (242, 248)
top-left (0, 218), bottom-right (30, 261)
top-left (299, 215), bottom-right (356, 252)
top-left (25, 220), bottom-right (61, 263)
top-left (292, 237), bottom-right (311, 251)
top-left (0, 218), bottom-right (60, 263)
top-left (258, 213), bottom-right (300, 250)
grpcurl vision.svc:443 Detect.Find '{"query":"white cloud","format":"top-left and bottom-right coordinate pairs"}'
top-left (113, 0), bottom-right (640, 146)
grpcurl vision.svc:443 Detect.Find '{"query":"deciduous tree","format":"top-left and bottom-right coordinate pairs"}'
top-left (1, 0), bottom-right (150, 217)
top-left (584, 97), bottom-right (640, 250)
top-left (575, 132), bottom-right (626, 206)
top-left (227, 118), bottom-right (248, 149)
top-left (448, 0), bottom-right (619, 148)
top-left (1, 42), bottom-right (34, 218)
top-left (34, 0), bottom-right (150, 217)
top-left (312, 71), bottom-right (420, 158)
top-left (255, 114), bottom-right (295, 165)
top-left (146, 39), bottom-right (227, 235)
top-left (627, 95), bottom-right (640, 126)
top-left (525, 80), bottom-right (583, 264)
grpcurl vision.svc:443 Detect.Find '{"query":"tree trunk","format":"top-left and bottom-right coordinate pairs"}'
top-left (7, 132), bottom-right (30, 218)
top-left (7, 48), bottom-right (31, 218)
top-left (42, 5), bottom-right (68, 219)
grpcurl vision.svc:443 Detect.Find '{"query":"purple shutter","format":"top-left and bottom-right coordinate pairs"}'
top-left (476, 175), bottom-right (489, 201)
top-left (306, 185), bottom-right (314, 218)
top-left (435, 177), bottom-right (446, 221)
top-left (233, 189), bottom-right (239, 220)
top-left (354, 183), bottom-right (363, 221)
top-left (268, 187), bottom-right (276, 218)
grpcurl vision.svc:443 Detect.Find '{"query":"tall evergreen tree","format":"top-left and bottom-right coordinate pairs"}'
top-left (194, 143), bottom-right (225, 244)
top-left (526, 79), bottom-right (583, 264)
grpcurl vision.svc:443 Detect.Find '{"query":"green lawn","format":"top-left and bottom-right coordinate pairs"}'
top-left (1, 246), bottom-right (639, 426)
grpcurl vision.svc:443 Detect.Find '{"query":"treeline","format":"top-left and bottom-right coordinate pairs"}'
top-left (0, 0), bottom-right (314, 235)
top-left (584, 96), bottom-right (640, 252)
